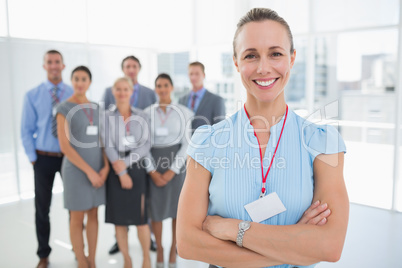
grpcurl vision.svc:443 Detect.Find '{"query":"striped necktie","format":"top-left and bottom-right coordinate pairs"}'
top-left (191, 94), bottom-right (197, 111)
top-left (51, 87), bottom-right (58, 137)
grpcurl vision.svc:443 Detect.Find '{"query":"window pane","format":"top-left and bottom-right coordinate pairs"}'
top-left (8, 0), bottom-right (86, 42)
top-left (0, 41), bottom-right (19, 203)
top-left (287, 38), bottom-right (307, 109)
top-left (197, 44), bottom-right (239, 115)
top-left (315, 29), bottom-right (398, 209)
top-left (157, 51), bottom-right (190, 103)
top-left (194, 0), bottom-right (237, 46)
top-left (0, 0), bottom-right (7, 36)
top-left (250, 0), bottom-right (309, 34)
top-left (399, 143), bottom-right (402, 212)
top-left (87, 0), bottom-right (192, 50)
top-left (313, 0), bottom-right (399, 32)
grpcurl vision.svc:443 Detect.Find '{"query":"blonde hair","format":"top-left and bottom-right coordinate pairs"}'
top-left (233, 8), bottom-right (294, 58)
top-left (113, 76), bottom-right (133, 90)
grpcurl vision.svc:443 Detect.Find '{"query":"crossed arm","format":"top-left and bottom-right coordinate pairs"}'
top-left (176, 153), bottom-right (348, 267)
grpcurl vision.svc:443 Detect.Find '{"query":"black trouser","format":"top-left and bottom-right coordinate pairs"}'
top-left (33, 154), bottom-right (63, 258)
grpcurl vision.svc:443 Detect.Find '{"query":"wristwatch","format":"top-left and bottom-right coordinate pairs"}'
top-left (236, 220), bottom-right (251, 247)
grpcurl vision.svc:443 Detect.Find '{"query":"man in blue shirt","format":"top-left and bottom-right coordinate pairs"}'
top-left (21, 50), bottom-right (73, 268)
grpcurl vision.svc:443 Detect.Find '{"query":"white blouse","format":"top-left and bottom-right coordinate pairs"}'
top-left (144, 103), bottom-right (194, 174)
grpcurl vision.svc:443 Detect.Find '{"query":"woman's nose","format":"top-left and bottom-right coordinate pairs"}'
top-left (257, 57), bottom-right (271, 75)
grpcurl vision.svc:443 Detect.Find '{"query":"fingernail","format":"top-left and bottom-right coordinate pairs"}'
top-left (324, 209), bottom-right (331, 215)
top-left (321, 218), bottom-right (327, 223)
top-left (321, 203), bottom-right (327, 208)
top-left (314, 200), bottom-right (320, 205)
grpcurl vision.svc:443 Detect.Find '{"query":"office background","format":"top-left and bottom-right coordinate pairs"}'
top-left (0, 0), bottom-right (401, 266)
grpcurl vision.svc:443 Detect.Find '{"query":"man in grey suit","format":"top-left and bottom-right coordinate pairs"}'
top-left (102, 55), bottom-right (156, 110)
top-left (102, 55), bottom-right (157, 255)
top-left (179, 61), bottom-right (226, 132)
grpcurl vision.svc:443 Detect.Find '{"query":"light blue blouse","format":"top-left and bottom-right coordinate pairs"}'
top-left (187, 107), bottom-right (346, 268)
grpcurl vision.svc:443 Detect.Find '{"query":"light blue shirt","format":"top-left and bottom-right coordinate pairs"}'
top-left (21, 80), bottom-right (73, 162)
top-left (187, 87), bottom-right (206, 113)
top-left (187, 107), bottom-right (346, 268)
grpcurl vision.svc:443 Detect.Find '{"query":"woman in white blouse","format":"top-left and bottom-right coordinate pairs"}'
top-left (101, 77), bottom-right (153, 268)
top-left (144, 73), bottom-right (193, 268)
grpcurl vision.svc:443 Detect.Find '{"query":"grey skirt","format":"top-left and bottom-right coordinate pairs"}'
top-left (149, 144), bottom-right (185, 222)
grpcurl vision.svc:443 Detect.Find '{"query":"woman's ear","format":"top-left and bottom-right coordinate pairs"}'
top-left (233, 55), bottom-right (240, 73)
top-left (290, 49), bottom-right (296, 69)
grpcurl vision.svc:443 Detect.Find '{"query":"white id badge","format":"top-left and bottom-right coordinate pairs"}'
top-left (244, 192), bottom-right (286, 223)
top-left (123, 135), bottom-right (136, 146)
top-left (155, 127), bottom-right (169, 136)
top-left (86, 125), bottom-right (98, 135)
top-left (52, 107), bottom-right (57, 117)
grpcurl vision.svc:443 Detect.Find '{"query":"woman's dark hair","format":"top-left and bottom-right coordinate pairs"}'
top-left (71, 66), bottom-right (92, 81)
top-left (233, 8), bottom-right (294, 58)
top-left (121, 55), bottom-right (141, 69)
top-left (155, 73), bottom-right (173, 87)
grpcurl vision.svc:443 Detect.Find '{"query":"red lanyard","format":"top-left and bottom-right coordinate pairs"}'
top-left (244, 104), bottom-right (288, 198)
top-left (125, 110), bottom-right (132, 136)
top-left (73, 95), bottom-right (93, 125)
top-left (156, 106), bottom-right (173, 126)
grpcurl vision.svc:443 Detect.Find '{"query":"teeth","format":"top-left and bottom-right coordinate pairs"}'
top-left (255, 79), bottom-right (276, 87)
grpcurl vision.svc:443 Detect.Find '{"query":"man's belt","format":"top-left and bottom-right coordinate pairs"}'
top-left (36, 150), bottom-right (63, 158)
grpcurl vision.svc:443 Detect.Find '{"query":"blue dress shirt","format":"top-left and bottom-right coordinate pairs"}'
top-left (21, 80), bottom-right (73, 162)
top-left (187, 87), bottom-right (206, 113)
top-left (187, 107), bottom-right (347, 268)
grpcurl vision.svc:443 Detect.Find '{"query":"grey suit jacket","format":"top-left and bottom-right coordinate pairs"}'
top-left (102, 84), bottom-right (157, 111)
top-left (179, 89), bottom-right (226, 132)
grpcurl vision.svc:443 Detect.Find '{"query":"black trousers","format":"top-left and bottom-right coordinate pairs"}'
top-left (33, 154), bottom-right (63, 258)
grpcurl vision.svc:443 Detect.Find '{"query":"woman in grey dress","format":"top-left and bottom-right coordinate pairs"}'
top-left (101, 77), bottom-right (153, 268)
top-left (144, 73), bottom-right (193, 268)
top-left (56, 66), bottom-right (109, 268)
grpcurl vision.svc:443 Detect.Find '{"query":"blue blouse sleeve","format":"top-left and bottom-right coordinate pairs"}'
top-left (303, 124), bottom-right (347, 163)
top-left (186, 124), bottom-right (216, 174)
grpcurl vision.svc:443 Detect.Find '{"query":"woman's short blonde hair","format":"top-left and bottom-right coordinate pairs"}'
top-left (113, 76), bottom-right (133, 90)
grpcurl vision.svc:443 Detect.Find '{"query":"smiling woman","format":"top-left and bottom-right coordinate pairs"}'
top-left (234, 19), bottom-right (296, 111)
top-left (176, 8), bottom-right (349, 268)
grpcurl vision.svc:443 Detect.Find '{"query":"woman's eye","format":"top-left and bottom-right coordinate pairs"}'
top-left (272, 52), bottom-right (282, 57)
top-left (244, 54), bottom-right (256, 59)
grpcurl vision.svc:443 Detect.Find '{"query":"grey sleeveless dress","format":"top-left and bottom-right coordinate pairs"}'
top-left (149, 144), bottom-right (185, 221)
top-left (57, 101), bottom-right (106, 211)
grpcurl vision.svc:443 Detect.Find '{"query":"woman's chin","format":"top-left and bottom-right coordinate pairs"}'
top-left (116, 99), bottom-right (130, 105)
top-left (249, 90), bottom-right (284, 104)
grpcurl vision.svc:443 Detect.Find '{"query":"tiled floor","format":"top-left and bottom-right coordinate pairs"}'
top-left (1, 193), bottom-right (401, 268)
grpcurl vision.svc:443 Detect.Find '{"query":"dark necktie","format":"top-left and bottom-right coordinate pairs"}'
top-left (51, 87), bottom-right (58, 137)
top-left (191, 94), bottom-right (197, 111)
